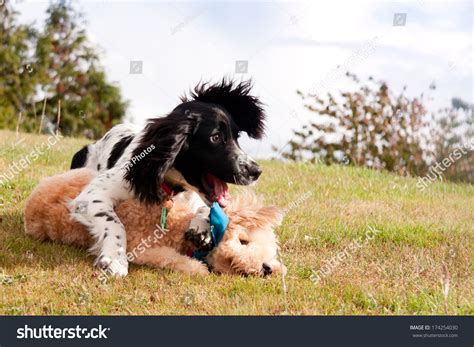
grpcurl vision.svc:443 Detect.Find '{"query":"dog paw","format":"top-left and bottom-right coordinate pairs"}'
top-left (185, 226), bottom-right (212, 251)
top-left (186, 208), bottom-right (212, 250)
top-left (194, 263), bottom-right (210, 275)
top-left (186, 260), bottom-right (210, 276)
top-left (96, 255), bottom-right (129, 277)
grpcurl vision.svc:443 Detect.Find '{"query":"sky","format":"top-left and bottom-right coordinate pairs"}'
top-left (15, 0), bottom-right (473, 158)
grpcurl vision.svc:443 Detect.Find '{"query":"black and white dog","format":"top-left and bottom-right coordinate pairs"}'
top-left (69, 80), bottom-right (266, 277)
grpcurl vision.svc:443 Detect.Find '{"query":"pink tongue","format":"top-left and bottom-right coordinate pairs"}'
top-left (207, 174), bottom-right (231, 207)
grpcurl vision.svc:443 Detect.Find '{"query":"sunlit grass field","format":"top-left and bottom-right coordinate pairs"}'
top-left (0, 130), bottom-right (472, 315)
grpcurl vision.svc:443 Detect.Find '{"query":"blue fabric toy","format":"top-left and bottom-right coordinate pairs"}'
top-left (192, 202), bottom-right (229, 261)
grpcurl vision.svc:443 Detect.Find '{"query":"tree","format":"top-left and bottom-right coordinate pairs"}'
top-left (279, 72), bottom-right (429, 177)
top-left (34, 1), bottom-right (127, 137)
top-left (0, 2), bottom-right (38, 130)
top-left (280, 73), bottom-right (474, 183)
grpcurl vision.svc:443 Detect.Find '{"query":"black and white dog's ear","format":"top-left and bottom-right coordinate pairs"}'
top-left (183, 79), bottom-right (266, 139)
top-left (124, 111), bottom-right (199, 204)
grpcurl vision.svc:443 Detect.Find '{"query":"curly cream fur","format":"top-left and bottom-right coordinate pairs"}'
top-left (24, 169), bottom-right (285, 276)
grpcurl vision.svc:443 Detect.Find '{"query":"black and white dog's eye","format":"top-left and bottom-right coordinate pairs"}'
top-left (210, 133), bottom-right (222, 144)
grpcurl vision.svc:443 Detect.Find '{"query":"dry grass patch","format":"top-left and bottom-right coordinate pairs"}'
top-left (0, 130), bottom-right (473, 314)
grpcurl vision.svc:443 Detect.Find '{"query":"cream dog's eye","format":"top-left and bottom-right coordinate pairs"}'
top-left (239, 238), bottom-right (249, 245)
top-left (210, 133), bottom-right (222, 144)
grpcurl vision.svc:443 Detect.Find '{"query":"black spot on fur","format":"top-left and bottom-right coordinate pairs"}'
top-left (105, 228), bottom-right (109, 231)
top-left (92, 200), bottom-right (103, 203)
top-left (70, 145), bottom-right (89, 169)
top-left (94, 212), bottom-right (115, 223)
top-left (104, 232), bottom-right (109, 239)
top-left (107, 135), bottom-right (134, 169)
top-left (116, 235), bottom-right (121, 239)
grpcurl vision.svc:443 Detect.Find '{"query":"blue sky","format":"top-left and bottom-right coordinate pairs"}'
top-left (16, 0), bottom-right (473, 158)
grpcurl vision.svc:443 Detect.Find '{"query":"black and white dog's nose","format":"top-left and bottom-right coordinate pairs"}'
top-left (247, 162), bottom-right (262, 179)
top-left (236, 154), bottom-right (262, 183)
top-left (242, 159), bottom-right (262, 180)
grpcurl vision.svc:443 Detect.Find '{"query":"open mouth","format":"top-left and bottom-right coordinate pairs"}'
top-left (202, 173), bottom-right (231, 208)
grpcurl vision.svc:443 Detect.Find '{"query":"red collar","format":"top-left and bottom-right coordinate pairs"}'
top-left (160, 182), bottom-right (174, 196)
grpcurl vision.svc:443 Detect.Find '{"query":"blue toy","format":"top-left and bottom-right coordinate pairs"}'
top-left (192, 202), bottom-right (229, 261)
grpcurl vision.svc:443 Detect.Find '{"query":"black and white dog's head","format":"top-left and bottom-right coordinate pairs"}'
top-left (125, 79), bottom-right (266, 206)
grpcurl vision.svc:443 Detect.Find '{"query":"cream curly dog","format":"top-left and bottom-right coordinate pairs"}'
top-left (24, 169), bottom-right (286, 277)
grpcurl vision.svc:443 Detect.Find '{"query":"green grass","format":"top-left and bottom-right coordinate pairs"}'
top-left (0, 129), bottom-right (473, 315)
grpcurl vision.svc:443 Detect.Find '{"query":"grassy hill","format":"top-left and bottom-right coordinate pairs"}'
top-left (0, 130), bottom-right (472, 315)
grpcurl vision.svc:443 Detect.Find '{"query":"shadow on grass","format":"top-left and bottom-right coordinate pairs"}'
top-left (0, 211), bottom-right (91, 271)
